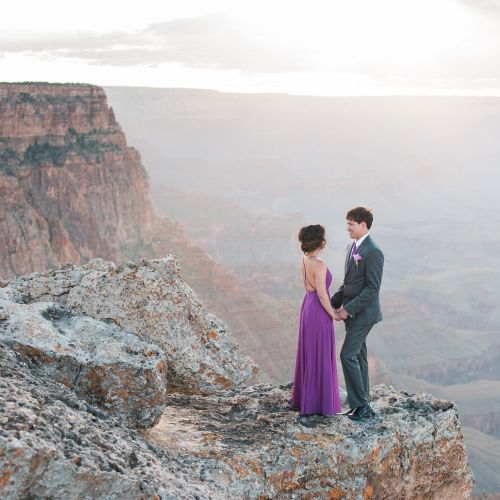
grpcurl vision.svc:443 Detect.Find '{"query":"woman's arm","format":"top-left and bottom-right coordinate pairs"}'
top-left (313, 260), bottom-right (337, 320)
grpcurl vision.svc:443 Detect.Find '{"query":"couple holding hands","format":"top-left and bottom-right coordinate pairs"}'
top-left (290, 206), bottom-right (384, 424)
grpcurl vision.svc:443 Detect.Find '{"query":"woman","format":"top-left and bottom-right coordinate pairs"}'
top-left (290, 224), bottom-right (342, 417)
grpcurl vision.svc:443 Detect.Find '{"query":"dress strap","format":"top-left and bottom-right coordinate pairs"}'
top-left (303, 256), bottom-right (316, 290)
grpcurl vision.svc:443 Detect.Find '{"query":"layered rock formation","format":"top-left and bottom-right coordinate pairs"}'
top-left (0, 83), bottom-right (153, 270)
top-left (0, 82), bottom-right (286, 383)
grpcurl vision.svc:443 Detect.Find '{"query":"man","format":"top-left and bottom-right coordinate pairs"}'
top-left (332, 206), bottom-right (384, 421)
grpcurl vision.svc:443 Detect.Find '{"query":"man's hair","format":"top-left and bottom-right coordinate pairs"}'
top-left (346, 206), bottom-right (373, 229)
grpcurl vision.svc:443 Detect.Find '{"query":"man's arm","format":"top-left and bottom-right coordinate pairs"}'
top-left (343, 248), bottom-right (384, 317)
top-left (331, 284), bottom-right (344, 309)
top-left (331, 242), bottom-right (350, 309)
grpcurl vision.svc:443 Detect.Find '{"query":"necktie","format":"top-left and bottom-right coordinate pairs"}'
top-left (350, 241), bottom-right (357, 261)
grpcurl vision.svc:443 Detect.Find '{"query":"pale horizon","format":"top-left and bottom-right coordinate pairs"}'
top-left (2, 0), bottom-right (500, 96)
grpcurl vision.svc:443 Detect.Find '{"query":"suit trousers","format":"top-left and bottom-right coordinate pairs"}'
top-left (340, 322), bottom-right (374, 408)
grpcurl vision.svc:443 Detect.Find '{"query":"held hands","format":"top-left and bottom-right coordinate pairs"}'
top-left (333, 308), bottom-right (349, 321)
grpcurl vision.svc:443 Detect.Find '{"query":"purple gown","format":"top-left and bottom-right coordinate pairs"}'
top-left (291, 262), bottom-right (342, 416)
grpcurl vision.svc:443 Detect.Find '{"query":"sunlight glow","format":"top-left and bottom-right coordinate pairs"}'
top-left (0, 0), bottom-right (498, 95)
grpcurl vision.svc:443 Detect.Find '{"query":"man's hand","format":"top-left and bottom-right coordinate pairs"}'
top-left (335, 308), bottom-right (349, 321)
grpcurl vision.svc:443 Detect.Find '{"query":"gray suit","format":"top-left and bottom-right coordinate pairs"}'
top-left (331, 235), bottom-right (384, 408)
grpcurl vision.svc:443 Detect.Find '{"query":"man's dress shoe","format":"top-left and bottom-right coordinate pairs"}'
top-left (348, 404), bottom-right (375, 421)
top-left (340, 407), bottom-right (357, 416)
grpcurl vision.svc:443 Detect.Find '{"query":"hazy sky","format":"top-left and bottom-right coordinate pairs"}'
top-left (1, 0), bottom-right (500, 95)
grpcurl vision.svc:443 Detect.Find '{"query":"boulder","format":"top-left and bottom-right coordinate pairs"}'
top-left (0, 296), bottom-right (167, 429)
top-left (0, 345), bottom-right (227, 499)
top-left (8, 256), bottom-right (258, 394)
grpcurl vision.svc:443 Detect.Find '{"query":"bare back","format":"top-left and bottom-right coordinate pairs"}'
top-left (301, 256), bottom-right (324, 292)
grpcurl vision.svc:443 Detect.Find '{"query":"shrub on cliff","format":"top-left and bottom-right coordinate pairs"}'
top-left (22, 130), bottom-right (122, 167)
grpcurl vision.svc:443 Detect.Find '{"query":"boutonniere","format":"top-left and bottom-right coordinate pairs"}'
top-left (353, 252), bottom-right (363, 269)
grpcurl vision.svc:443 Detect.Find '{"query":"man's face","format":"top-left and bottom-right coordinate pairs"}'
top-left (347, 219), bottom-right (367, 240)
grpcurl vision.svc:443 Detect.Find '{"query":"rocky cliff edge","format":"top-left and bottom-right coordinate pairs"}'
top-left (0, 257), bottom-right (474, 498)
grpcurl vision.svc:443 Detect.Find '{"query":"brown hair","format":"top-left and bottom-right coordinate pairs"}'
top-left (298, 224), bottom-right (326, 253)
top-left (346, 206), bottom-right (373, 229)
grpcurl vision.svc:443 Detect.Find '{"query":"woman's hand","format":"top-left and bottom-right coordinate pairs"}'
top-left (335, 308), bottom-right (349, 321)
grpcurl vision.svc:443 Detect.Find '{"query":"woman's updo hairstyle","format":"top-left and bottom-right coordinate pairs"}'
top-left (298, 224), bottom-right (326, 253)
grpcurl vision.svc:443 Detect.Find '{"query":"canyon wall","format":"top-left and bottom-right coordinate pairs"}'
top-left (0, 83), bottom-right (289, 382)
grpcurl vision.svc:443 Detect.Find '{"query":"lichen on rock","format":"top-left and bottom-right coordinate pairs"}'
top-left (7, 256), bottom-right (258, 394)
top-left (0, 259), bottom-right (474, 499)
top-left (0, 296), bottom-right (167, 429)
top-left (144, 383), bottom-right (474, 499)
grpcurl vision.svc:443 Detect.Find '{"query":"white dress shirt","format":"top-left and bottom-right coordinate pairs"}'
top-left (354, 232), bottom-right (370, 249)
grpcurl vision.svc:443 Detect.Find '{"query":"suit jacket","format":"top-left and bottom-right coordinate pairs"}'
top-left (331, 235), bottom-right (384, 326)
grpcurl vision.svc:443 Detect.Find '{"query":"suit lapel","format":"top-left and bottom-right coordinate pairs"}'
top-left (345, 235), bottom-right (372, 276)
top-left (344, 241), bottom-right (354, 275)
